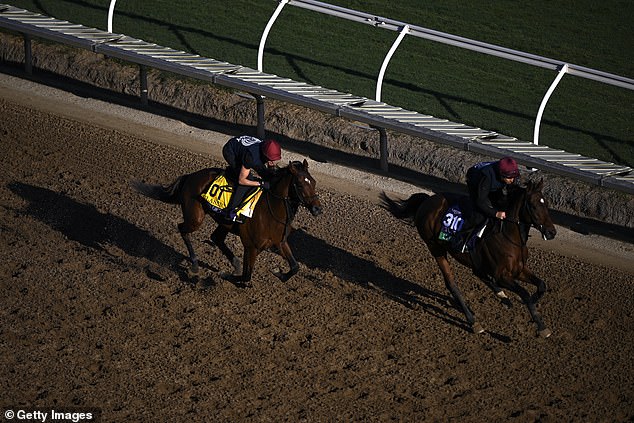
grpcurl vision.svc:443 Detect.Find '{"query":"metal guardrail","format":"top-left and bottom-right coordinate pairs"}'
top-left (0, 4), bottom-right (633, 194)
top-left (264, 0), bottom-right (634, 148)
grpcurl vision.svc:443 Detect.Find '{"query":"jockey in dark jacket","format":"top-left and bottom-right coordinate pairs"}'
top-left (221, 135), bottom-right (282, 222)
top-left (462, 157), bottom-right (520, 248)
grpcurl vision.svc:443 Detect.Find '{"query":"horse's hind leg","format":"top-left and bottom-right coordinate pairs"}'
top-left (435, 255), bottom-right (483, 334)
top-left (476, 273), bottom-right (512, 308)
top-left (210, 226), bottom-right (241, 276)
top-left (178, 201), bottom-right (204, 275)
top-left (180, 231), bottom-right (199, 274)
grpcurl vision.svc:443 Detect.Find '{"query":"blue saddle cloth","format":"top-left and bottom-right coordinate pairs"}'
top-left (439, 206), bottom-right (466, 242)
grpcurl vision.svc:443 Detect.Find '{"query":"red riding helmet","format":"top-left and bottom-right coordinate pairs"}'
top-left (261, 139), bottom-right (282, 161)
top-left (499, 157), bottom-right (520, 178)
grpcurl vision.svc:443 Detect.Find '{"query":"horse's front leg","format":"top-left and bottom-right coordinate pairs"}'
top-left (210, 226), bottom-right (241, 276)
top-left (435, 254), bottom-right (483, 334)
top-left (271, 240), bottom-right (299, 282)
top-left (237, 246), bottom-right (259, 287)
top-left (515, 268), bottom-right (551, 338)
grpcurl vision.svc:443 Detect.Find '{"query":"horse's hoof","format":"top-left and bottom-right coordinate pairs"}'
top-left (220, 272), bottom-right (251, 288)
top-left (472, 322), bottom-right (485, 334)
top-left (187, 266), bottom-right (200, 280)
top-left (538, 328), bottom-right (552, 338)
top-left (500, 297), bottom-right (513, 309)
top-left (271, 268), bottom-right (285, 281)
top-left (219, 271), bottom-right (234, 281)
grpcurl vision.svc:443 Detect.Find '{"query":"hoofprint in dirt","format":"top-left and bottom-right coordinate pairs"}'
top-left (1, 96), bottom-right (633, 421)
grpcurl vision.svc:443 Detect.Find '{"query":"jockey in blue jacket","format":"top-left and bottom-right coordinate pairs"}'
top-left (462, 157), bottom-right (520, 248)
top-left (221, 135), bottom-right (282, 222)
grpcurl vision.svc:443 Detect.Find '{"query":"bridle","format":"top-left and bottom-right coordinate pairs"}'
top-left (498, 188), bottom-right (544, 247)
top-left (263, 165), bottom-right (319, 230)
top-left (289, 172), bottom-right (319, 206)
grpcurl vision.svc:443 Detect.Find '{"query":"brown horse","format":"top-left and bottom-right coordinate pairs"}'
top-left (381, 179), bottom-right (556, 337)
top-left (132, 160), bottom-right (322, 285)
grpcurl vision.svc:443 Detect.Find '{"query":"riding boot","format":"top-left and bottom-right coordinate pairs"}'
top-left (462, 223), bottom-right (486, 253)
top-left (224, 185), bottom-right (251, 223)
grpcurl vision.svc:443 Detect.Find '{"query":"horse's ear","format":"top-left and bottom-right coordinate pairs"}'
top-left (526, 178), bottom-right (544, 192)
top-left (535, 178), bottom-right (544, 191)
top-left (303, 159), bottom-right (308, 169)
top-left (289, 161), bottom-right (297, 174)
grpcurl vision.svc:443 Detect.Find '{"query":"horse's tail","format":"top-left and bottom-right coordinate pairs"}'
top-left (380, 191), bottom-right (430, 222)
top-left (130, 175), bottom-right (185, 204)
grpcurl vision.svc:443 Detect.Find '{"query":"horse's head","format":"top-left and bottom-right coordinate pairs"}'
top-left (522, 178), bottom-right (556, 240)
top-left (289, 159), bottom-right (322, 216)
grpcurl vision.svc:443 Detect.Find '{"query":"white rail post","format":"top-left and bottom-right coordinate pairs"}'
top-left (533, 63), bottom-right (568, 145)
top-left (258, 0), bottom-right (289, 72)
top-left (107, 0), bottom-right (117, 33)
top-left (376, 24), bottom-right (409, 102)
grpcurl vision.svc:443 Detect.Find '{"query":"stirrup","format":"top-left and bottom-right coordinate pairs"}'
top-left (228, 209), bottom-right (245, 224)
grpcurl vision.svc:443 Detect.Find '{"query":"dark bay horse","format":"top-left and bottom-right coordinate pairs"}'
top-left (132, 160), bottom-right (322, 285)
top-left (381, 179), bottom-right (557, 337)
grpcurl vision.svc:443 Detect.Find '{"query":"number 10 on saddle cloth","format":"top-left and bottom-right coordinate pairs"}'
top-left (200, 173), bottom-right (263, 218)
top-left (439, 206), bottom-right (465, 241)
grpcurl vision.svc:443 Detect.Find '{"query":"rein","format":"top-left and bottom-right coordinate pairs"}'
top-left (262, 166), bottom-right (318, 236)
top-left (496, 189), bottom-right (535, 248)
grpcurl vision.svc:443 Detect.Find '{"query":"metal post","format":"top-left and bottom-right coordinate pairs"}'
top-left (533, 63), bottom-right (568, 145)
top-left (258, 0), bottom-right (289, 72)
top-left (376, 25), bottom-right (409, 102)
top-left (140, 65), bottom-right (148, 106)
top-left (107, 0), bottom-right (117, 33)
top-left (372, 126), bottom-right (389, 172)
top-left (255, 94), bottom-right (266, 139)
top-left (23, 33), bottom-right (32, 75)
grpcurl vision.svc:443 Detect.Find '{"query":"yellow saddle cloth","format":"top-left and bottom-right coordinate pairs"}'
top-left (200, 173), bottom-right (263, 219)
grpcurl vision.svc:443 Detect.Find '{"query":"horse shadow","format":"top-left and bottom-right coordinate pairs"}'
top-left (287, 229), bottom-right (475, 333)
top-left (7, 182), bottom-right (206, 282)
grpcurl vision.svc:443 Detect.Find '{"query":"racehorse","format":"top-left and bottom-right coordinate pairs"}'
top-left (381, 179), bottom-right (556, 337)
top-left (132, 160), bottom-right (322, 285)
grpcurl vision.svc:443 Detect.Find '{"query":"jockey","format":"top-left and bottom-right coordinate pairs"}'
top-left (221, 135), bottom-right (282, 222)
top-left (461, 157), bottom-right (520, 249)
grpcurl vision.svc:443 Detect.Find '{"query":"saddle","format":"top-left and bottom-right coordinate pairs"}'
top-left (200, 173), bottom-right (263, 222)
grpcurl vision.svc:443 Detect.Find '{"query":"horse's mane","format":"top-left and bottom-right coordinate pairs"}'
top-left (267, 161), bottom-right (305, 182)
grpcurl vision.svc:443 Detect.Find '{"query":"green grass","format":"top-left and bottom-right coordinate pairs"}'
top-left (5, 0), bottom-right (633, 167)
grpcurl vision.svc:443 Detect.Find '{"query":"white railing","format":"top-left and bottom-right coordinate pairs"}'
top-left (4, 2), bottom-right (632, 193)
top-left (106, 0), bottom-right (633, 146)
top-left (256, 0), bottom-right (633, 146)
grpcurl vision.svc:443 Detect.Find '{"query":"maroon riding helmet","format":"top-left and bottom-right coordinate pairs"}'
top-left (261, 139), bottom-right (282, 162)
top-left (499, 157), bottom-right (520, 178)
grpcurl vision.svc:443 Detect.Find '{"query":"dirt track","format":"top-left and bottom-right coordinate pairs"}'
top-left (1, 76), bottom-right (633, 421)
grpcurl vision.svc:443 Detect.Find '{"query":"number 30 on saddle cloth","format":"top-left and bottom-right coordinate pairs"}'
top-left (439, 206), bottom-right (465, 242)
top-left (200, 173), bottom-right (263, 220)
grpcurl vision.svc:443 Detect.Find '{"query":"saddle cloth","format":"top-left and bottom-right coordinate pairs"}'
top-left (200, 173), bottom-right (263, 219)
top-left (439, 205), bottom-right (465, 242)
